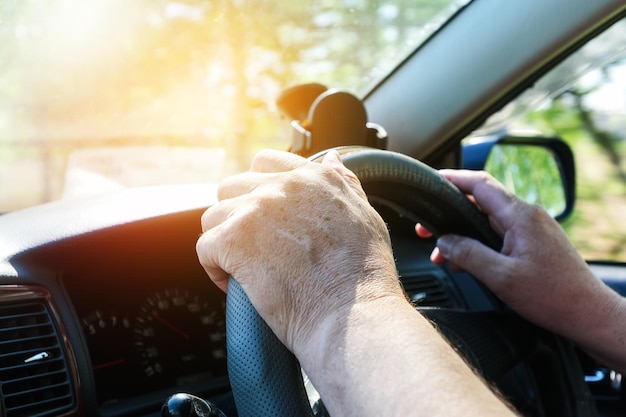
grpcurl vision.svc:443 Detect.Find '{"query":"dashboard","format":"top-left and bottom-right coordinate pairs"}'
top-left (64, 251), bottom-right (228, 407)
top-left (0, 185), bottom-right (237, 416)
top-left (1, 184), bottom-right (622, 417)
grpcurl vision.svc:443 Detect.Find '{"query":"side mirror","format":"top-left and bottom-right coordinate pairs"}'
top-left (463, 135), bottom-right (576, 222)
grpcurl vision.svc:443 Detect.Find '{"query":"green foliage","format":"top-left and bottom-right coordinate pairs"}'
top-left (485, 144), bottom-right (566, 217)
top-left (0, 0), bottom-right (457, 145)
top-left (519, 93), bottom-right (626, 261)
top-left (0, 0), bottom-right (460, 210)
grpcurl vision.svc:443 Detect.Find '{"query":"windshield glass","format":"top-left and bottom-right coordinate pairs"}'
top-left (0, 0), bottom-right (467, 211)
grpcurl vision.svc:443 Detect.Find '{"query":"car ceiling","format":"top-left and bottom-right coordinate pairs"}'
top-left (364, 0), bottom-right (626, 161)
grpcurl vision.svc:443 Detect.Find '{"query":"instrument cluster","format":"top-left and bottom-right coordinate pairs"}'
top-left (65, 273), bottom-right (228, 407)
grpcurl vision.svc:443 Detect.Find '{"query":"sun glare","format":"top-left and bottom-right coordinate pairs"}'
top-left (2, 0), bottom-right (464, 210)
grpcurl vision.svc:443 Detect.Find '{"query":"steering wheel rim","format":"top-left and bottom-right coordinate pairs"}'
top-left (225, 147), bottom-right (509, 417)
top-left (319, 146), bottom-right (503, 249)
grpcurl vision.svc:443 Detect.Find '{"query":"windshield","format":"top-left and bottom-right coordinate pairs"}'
top-left (0, 0), bottom-right (467, 211)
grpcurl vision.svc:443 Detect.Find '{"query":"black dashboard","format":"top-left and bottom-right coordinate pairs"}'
top-left (60, 219), bottom-right (228, 408)
top-left (0, 185), bottom-right (236, 416)
top-left (1, 184), bottom-right (624, 417)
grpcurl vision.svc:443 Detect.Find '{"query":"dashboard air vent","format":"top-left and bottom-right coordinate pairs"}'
top-left (401, 273), bottom-right (459, 308)
top-left (0, 301), bottom-right (75, 417)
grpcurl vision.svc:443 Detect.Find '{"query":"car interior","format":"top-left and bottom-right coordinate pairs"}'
top-left (1, 1), bottom-right (626, 416)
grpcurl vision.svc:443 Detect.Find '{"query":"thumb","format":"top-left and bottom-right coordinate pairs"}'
top-left (437, 234), bottom-right (509, 288)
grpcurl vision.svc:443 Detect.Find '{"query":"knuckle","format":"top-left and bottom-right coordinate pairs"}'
top-left (249, 149), bottom-right (275, 169)
top-left (216, 175), bottom-right (245, 201)
top-left (476, 170), bottom-right (495, 182)
top-left (200, 205), bottom-right (217, 231)
top-left (519, 201), bottom-right (548, 222)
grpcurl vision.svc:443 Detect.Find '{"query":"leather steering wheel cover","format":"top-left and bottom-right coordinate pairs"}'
top-left (340, 148), bottom-right (502, 251)
top-left (226, 279), bottom-right (314, 417)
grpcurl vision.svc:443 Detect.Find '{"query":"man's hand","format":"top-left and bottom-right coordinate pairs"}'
top-left (417, 169), bottom-right (626, 371)
top-left (196, 149), bottom-right (403, 354)
top-left (197, 154), bottom-right (519, 416)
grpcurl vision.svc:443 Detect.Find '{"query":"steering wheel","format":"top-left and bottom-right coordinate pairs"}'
top-left (225, 147), bottom-right (595, 417)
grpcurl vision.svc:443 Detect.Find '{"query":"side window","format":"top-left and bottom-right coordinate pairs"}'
top-left (477, 18), bottom-right (626, 262)
top-left (512, 60), bottom-right (626, 261)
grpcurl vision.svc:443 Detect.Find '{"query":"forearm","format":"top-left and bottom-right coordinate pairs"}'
top-left (297, 295), bottom-right (519, 417)
top-left (569, 284), bottom-right (626, 373)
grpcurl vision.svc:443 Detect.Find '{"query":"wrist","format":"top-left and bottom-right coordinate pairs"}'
top-left (287, 242), bottom-right (402, 355)
top-left (294, 294), bottom-right (517, 417)
top-left (574, 286), bottom-right (626, 371)
top-left (293, 294), bottom-right (414, 414)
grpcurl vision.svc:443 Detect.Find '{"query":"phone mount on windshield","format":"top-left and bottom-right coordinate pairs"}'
top-left (277, 83), bottom-right (388, 158)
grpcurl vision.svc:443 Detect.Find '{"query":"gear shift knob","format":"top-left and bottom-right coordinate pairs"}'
top-left (161, 393), bottom-right (228, 417)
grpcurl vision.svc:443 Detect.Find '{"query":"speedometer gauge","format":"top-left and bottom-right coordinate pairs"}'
top-left (134, 288), bottom-right (227, 384)
top-left (81, 309), bottom-right (142, 404)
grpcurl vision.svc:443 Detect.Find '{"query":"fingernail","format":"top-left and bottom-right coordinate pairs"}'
top-left (437, 236), bottom-right (453, 258)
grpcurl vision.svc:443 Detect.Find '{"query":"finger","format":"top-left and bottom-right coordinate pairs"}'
top-left (249, 149), bottom-right (309, 173)
top-left (217, 171), bottom-right (280, 201)
top-left (436, 234), bottom-right (511, 290)
top-left (439, 169), bottom-right (516, 217)
top-left (196, 230), bottom-right (231, 293)
top-left (321, 150), bottom-right (367, 200)
top-left (201, 190), bottom-right (261, 234)
top-left (428, 247), bottom-right (464, 271)
top-left (197, 196), bottom-right (254, 292)
top-left (415, 223), bottom-right (433, 238)
top-left (200, 196), bottom-right (236, 232)
top-left (430, 246), bottom-right (445, 265)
